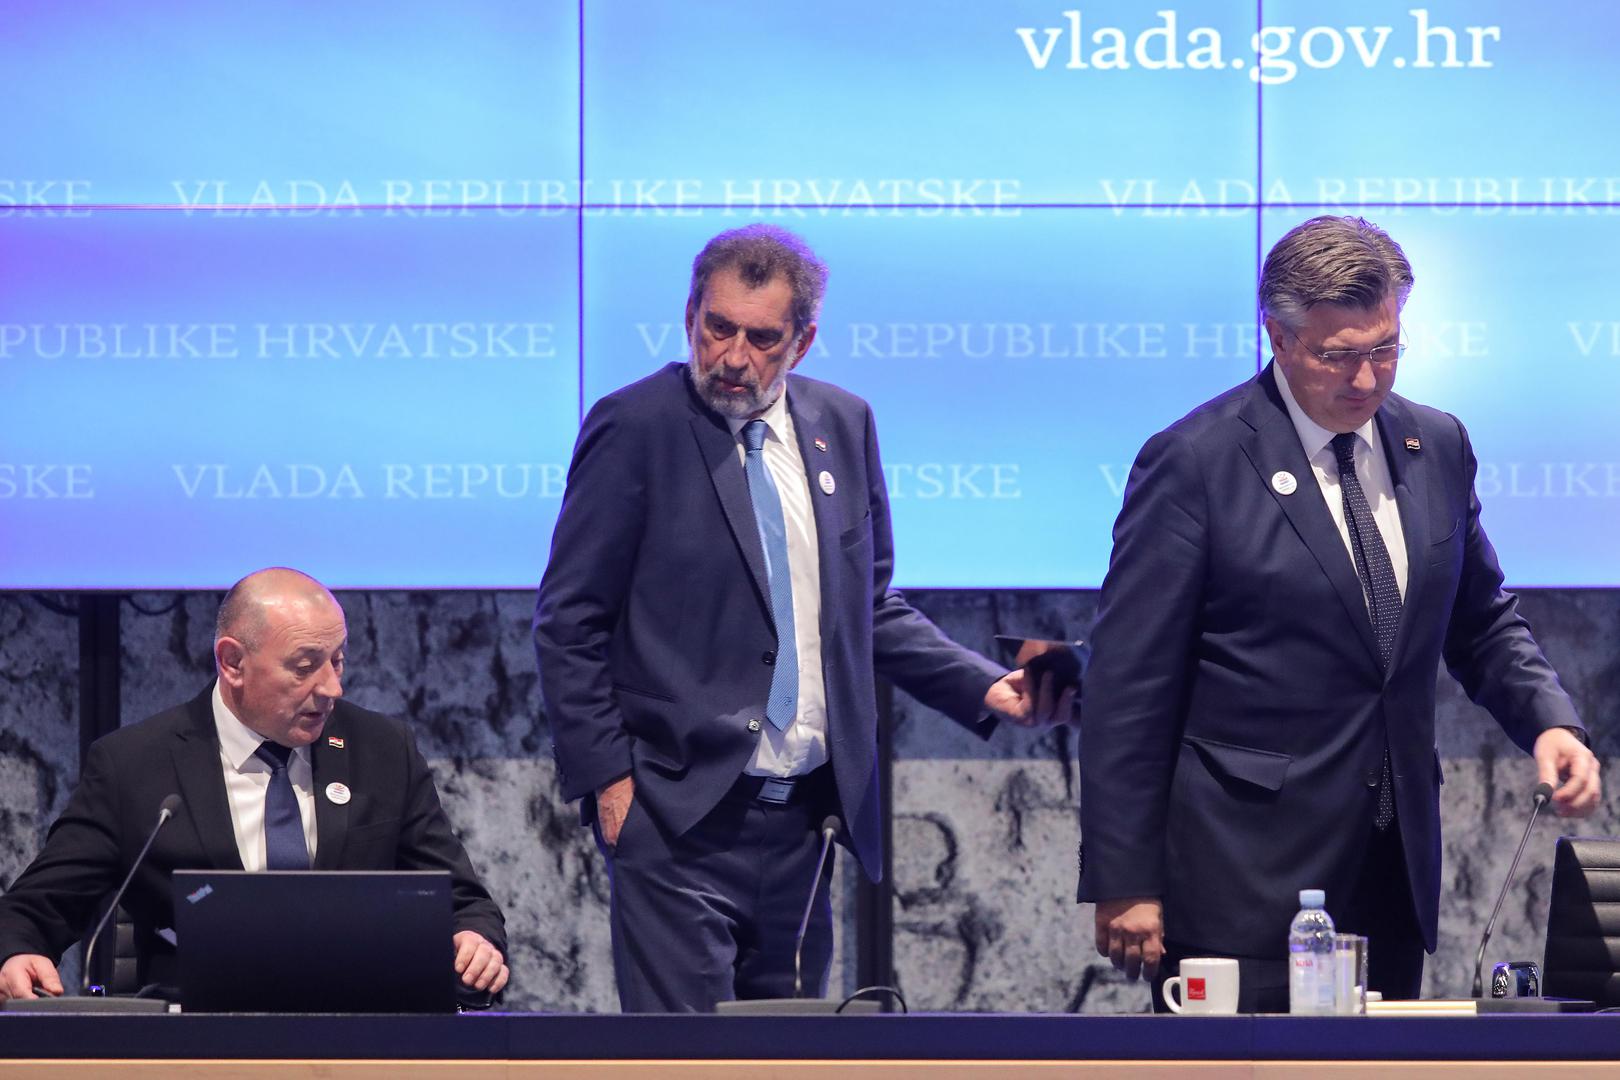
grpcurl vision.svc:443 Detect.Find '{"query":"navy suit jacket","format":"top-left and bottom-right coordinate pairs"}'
top-left (0, 688), bottom-right (506, 987)
top-left (534, 363), bottom-right (1004, 880)
top-left (1076, 365), bottom-right (1581, 956)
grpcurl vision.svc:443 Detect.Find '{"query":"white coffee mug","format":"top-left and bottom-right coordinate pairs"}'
top-left (1163, 957), bottom-right (1241, 1015)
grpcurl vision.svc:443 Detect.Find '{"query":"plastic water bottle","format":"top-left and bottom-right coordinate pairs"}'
top-left (1289, 889), bottom-right (1336, 1014)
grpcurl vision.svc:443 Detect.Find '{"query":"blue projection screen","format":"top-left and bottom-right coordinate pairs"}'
top-left (3, 1), bottom-right (1617, 588)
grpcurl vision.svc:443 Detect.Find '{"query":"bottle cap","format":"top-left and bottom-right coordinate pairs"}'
top-left (1299, 888), bottom-right (1325, 907)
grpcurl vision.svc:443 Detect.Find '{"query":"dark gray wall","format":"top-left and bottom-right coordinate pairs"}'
top-left (1, 588), bottom-right (1614, 1011)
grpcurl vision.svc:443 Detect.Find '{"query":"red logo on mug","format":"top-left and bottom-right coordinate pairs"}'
top-left (1188, 977), bottom-right (1206, 1000)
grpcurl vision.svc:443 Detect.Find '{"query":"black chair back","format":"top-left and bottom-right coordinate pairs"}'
top-left (1542, 836), bottom-right (1620, 1006)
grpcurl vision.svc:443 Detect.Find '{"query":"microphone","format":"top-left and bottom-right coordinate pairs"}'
top-left (1472, 782), bottom-right (1552, 998)
top-left (716, 815), bottom-right (888, 1014)
top-left (82, 794), bottom-right (181, 996)
top-left (793, 816), bottom-right (842, 998)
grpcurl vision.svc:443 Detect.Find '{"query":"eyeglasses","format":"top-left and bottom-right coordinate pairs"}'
top-left (1291, 330), bottom-right (1406, 369)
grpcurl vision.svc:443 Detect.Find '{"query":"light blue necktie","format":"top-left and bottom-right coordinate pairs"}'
top-left (742, 419), bottom-right (799, 730)
top-left (254, 741), bottom-right (311, 870)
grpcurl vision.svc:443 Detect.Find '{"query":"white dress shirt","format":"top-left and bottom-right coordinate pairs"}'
top-left (212, 681), bottom-right (319, 870)
top-left (1274, 364), bottom-right (1409, 605)
top-left (728, 389), bottom-right (829, 777)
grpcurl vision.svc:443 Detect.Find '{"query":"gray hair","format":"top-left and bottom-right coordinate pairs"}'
top-left (216, 578), bottom-right (265, 648)
top-left (687, 225), bottom-right (828, 336)
top-left (1259, 215), bottom-right (1414, 332)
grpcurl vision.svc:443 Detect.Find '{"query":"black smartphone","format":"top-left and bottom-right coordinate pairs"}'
top-left (992, 635), bottom-right (1089, 696)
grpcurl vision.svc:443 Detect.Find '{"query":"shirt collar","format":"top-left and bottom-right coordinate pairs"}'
top-left (1273, 361), bottom-right (1377, 460)
top-left (725, 384), bottom-right (794, 446)
top-left (212, 679), bottom-right (303, 772)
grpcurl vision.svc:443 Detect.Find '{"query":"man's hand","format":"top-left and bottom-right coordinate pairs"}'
top-left (1093, 896), bottom-right (1165, 982)
top-left (1534, 728), bottom-right (1602, 817)
top-left (0, 954), bottom-right (63, 1001)
top-left (985, 669), bottom-right (1076, 728)
top-left (596, 775), bottom-right (636, 848)
top-left (452, 930), bottom-right (509, 994)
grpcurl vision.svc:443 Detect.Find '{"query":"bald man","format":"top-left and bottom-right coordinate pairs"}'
top-left (0, 568), bottom-right (508, 1003)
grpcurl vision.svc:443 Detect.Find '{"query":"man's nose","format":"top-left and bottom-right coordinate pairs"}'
top-left (318, 661), bottom-right (344, 700)
top-left (1348, 358), bottom-right (1379, 392)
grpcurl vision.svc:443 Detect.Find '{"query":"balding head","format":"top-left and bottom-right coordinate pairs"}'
top-left (215, 567), bottom-right (338, 648)
top-left (214, 568), bottom-right (347, 747)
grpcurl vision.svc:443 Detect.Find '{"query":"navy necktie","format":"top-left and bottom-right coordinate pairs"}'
top-left (1332, 431), bottom-right (1401, 830)
top-left (742, 419), bottom-right (799, 730)
top-left (254, 741), bottom-right (310, 870)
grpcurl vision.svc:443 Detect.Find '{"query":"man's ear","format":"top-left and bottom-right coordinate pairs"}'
top-left (789, 323), bottom-right (818, 369)
top-left (685, 298), bottom-right (698, 338)
top-left (215, 637), bottom-right (248, 689)
top-left (1263, 317), bottom-right (1290, 359)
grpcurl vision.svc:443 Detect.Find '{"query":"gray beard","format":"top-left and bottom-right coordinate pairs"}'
top-left (687, 350), bottom-right (789, 420)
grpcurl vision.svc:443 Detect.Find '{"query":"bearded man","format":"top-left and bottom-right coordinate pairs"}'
top-left (535, 224), bottom-right (1065, 1012)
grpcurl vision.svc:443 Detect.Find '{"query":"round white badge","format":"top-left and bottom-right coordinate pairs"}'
top-left (324, 782), bottom-right (351, 806)
top-left (1271, 470), bottom-right (1298, 496)
top-left (818, 470), bottom-right (836, 495)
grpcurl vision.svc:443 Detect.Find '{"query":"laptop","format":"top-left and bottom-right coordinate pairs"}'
top-left (172, 870), bottom-right (455, 1013)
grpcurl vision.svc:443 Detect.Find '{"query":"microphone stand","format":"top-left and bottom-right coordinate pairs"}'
top-left (1472, 784), bottom-right (1551, 999)
top-left (717, 816), bottom-right (884, 1015)
top-left (793, 822), bottom-right (839, 999)
top-left (1, 796), bottom-right (180, 1013)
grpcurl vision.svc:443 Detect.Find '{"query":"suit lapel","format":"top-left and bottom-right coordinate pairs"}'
top-left (689, 401), bottom-right (773, 619)
top-left (172, 688), bottom-right (245, 872)
top-left (1238, 367), bottom-right (1382, 671)
top-left (787, 382), bottom-right (844, 647)
top-left (1376, 395), bottom-right (1430, 674)
top-left (310, 711), bottom-right (351, 869)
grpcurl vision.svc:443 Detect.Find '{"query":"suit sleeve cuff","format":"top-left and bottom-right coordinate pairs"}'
top-left (1558, 724), bottom-right (1590, 748)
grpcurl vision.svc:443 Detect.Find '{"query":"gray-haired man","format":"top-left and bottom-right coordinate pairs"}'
top-left (1077, 215), bottom-right (1600, 1010)
top-left (536, 224), bottom-right (1067, 1012)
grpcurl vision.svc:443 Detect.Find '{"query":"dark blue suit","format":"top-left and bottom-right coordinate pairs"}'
top-left (535, 363), bottom-right (1002, 1008)
top-left (1077, 365), bottom-right (1581, 991)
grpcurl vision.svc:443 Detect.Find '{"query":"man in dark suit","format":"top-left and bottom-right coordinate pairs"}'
top-left (1077, 215), bottom-right (1601, 1010)
top-left (535, 224), bottom-right (1065, 1012)
top-left (0, 568), bottom-right (508, 1001)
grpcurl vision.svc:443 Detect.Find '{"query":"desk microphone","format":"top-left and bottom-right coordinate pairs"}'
top-left (716, 815), bottom-right (877, 1015)
top-left (793, 815), bottom-right (842, 998)
top-left (82, 793), bottom-right (182, 996)
top-left (1472, 782), bottom-right (1552, 999)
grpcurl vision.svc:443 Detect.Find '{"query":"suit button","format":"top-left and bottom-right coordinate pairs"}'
top-left (1364, 770), bottom-right (1380, 787)
top-left (748, 719), bottom-right (761, 733)
top-left (762, 651), bottom-right (775, 666)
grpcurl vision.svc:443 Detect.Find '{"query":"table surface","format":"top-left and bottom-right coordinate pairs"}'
top-left (3, 1012), bottom-right (1620, 1062)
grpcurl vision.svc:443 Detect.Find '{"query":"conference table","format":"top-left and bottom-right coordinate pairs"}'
top-left (5, 1012), bottom-right (1620, 1079)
